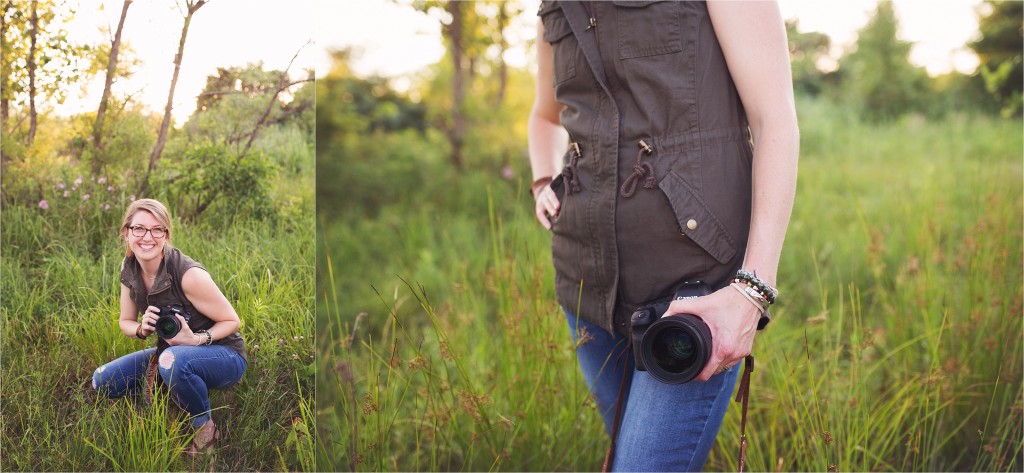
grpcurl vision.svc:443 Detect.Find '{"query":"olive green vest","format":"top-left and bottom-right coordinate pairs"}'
top-left (540, 0), bottom-right (752, 336)
top-left (120, 246), bottom-right (247, 360)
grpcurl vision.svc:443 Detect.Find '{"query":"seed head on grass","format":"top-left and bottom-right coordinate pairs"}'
top-left (407, 355), bottom-right (428, 372)
top-left (575, 326), bottom-right (595, 348)
top-left (362, 393), bottom-right (378, 416)
top-left (457, 390), bottom-right (492, 421)
top-left (439, 341), bottom-right (454, 361)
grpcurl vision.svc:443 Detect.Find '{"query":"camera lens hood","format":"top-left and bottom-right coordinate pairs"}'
top-left (640, 314), bottom-right (712, 384)
top-left (155, 314), bottom-right (182, 339)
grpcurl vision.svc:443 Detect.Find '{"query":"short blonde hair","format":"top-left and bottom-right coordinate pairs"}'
top-left (120, 198), bottom-right (173, 256)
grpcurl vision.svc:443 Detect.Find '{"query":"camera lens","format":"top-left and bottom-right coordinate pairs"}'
top-left (640, 314), bottom-right (711, 384)
top-left (155, 315), bottom-right (181, 339)
top-left (650, 328), bottom-right (697, 373)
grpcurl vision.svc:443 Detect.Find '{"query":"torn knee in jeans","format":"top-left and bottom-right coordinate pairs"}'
top-left (159, 350), bottom-right (175, 370)
top-left (92, 363), bottom-right (109, 390)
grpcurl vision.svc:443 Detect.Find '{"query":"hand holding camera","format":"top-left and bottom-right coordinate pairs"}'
top-left (631, 281), bottom-right (763, 383)
top-left (150, 304), bottom-right (198, 346)
top-left (665, 283), bottom-right (762, 382)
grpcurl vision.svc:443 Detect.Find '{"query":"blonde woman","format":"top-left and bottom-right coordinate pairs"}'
top-left (92, 198), bottom-right (247, 455)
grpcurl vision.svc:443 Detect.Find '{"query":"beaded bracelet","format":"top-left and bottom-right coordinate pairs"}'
top-left (195, 330), bottom-right (213, 346)
top-left (734, 269), bottom-right (778, 305)
top-left (731, 283), bottom-right (769, 313)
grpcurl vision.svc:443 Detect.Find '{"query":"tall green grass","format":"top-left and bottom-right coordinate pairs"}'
top-left (1, 203), bottom-right (315, 471)
top-left (318, 105), bottom-right (1022, 471)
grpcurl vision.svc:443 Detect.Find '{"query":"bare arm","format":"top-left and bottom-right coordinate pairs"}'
top-left (528, 19), bottom-right (569, 229)
top-left (161, 267), bottom-right (240, 346)
top-left (118, 283), bottom-right (148, 338)
top-left (667, 1), bottom-right (799, 382)
top-left (709, 0), bottom-right (799, 287)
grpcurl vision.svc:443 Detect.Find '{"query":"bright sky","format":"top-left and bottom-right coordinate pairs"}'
top-left (315, 0), bottom-right (983, 82)
top-left (53, 0), bottom-right (984, 121)
top-left (56, 0), bottom-right (316, 123)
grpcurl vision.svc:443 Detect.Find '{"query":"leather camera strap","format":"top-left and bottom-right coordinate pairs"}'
top-left (737, 355), bottom-right (755, 472)
top-left (602, 353), bottom-right (755, 473)
top-left (602, 340), bottom-right (633, 472)
top-left (144, 353), bottom-right (158, 407)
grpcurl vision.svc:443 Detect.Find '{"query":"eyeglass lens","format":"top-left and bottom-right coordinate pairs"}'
top-left (130, 226), bottom-right (166, 238)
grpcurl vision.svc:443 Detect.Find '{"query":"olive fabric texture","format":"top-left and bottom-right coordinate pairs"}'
top-left (120, 246), bottom-right (247, 360)
top-left (540, 0), bottom-right (753, 336)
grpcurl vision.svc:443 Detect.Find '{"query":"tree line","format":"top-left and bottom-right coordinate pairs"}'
top-left (316, 0), bottom-right (1022, 222)
top-left (1, 0), bottom-right (314, 231)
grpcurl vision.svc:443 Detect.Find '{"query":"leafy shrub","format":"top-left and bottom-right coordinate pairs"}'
top-left (161, 145), bottom-right (278, 228)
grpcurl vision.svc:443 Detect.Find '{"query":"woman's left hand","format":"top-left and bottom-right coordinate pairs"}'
top-left (165, 314), bottom-right (200, 346)
top-left (662, 286), bottom-right (761, 382)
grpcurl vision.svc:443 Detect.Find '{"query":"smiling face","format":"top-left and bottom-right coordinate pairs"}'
top-left (120, 199), bottom-right (173, 259)
top-left (125, 210), bottom-right (168, 262)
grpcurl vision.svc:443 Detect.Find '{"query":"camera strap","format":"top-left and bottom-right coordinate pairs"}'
top-left (144, 354), bottom-right (158, 407)
top-left (736, 355), bottom-right (754, 472)
top-left (602, 340), bottom-right (633, 473)
top-left (601, 352), bottom-right (756, 473)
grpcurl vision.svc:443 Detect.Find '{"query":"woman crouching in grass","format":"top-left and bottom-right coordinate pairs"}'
top-left (92, 198), bottom-right (247, 455)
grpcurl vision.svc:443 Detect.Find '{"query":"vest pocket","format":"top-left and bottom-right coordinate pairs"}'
top-left (611, 0), bottom-right (683, 59)
top-left (539, 3), bottom-right (577, 86)
top-left (658, 169), bottom-right (738, 264)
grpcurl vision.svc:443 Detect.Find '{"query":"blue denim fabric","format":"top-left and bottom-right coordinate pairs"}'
top-left (565, 310), bottom-right (740, 472)
top-left (93, 345), bottom-right (246, 428)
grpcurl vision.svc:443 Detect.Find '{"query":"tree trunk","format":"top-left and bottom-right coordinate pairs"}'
top-left (445, 0), bottom-right (465, 170)
top-left (1, 0), bottom-right (11, 128)
top-left (93, 0), bottom-right (131, 159)
top-left (26, 0), bottom-right (38, 147)
top-left (146, 0), bottom-right (205, 177)
top-left (495, 1), bottom-right (508, 106)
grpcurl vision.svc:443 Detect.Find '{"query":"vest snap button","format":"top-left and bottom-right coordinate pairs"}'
top-left (686, 219), bottom-right (698, 231)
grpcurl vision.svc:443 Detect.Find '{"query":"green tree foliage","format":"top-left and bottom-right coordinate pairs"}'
top-left (0, 0), bottom-right (91, 153)
top-left (786, 19), bottom-right (833, 97)
top-left (162, 145), bottom-right (277, 227)
top-left (409, 0), bottom-right (520, 169)
top-left (969, 1), bottom-right (1023, 117)
top-left (835, 2), bottom-right (931, 121)
top-left (315, 49), bottom-right (434, 220)
top-left (184, 62), bottom-right (314, 157)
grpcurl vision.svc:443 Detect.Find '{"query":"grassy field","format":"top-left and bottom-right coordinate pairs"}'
top-left (1, 188), bottom-right (316, 470)
top-left (317, 102), bottom-right (1023, 471)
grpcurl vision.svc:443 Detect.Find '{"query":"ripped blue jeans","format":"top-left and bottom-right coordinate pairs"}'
top-left (92, 346), bottom-right (246, 428)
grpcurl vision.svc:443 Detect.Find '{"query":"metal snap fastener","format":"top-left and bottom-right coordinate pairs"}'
top-left (686, 219), bottom-right (698, 231)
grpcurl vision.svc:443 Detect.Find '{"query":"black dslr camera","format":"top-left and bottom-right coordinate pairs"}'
top-left (154, 304), bottom-right (190, 339)
top-left (631, 281), bottom-right (713, 384)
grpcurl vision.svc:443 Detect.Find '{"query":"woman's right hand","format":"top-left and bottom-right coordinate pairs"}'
top-left (533, 184), bottom-right (560, 230)
top-left (138, 306), bottom-right (159, 338)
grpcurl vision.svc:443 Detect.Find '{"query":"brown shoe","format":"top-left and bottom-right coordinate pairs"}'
top-left (187, 420), bottom-right (220, 456)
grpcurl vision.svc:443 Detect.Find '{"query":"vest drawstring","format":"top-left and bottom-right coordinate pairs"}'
top-left (620, 139), bottom-right (655, 198)
top-left (563, 142), bottom-right (583, 195)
